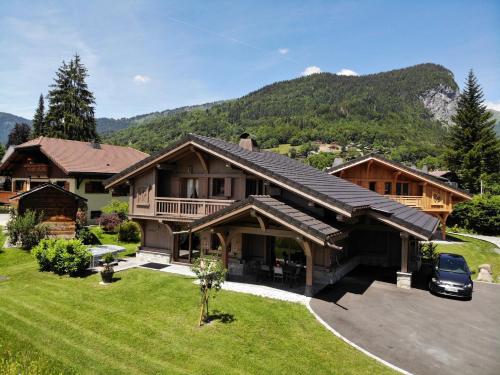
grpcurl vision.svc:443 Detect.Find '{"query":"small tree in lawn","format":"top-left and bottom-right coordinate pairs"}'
top-left (191, 255), bottom-right (227, 326)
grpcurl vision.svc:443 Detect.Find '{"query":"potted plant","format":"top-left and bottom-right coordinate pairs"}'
top-left (100, 252), bottom-right (115, 284)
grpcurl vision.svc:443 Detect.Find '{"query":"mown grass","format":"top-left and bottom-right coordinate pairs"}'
top-left (435, 234), bottom-right (500, 282)
top-left (0, 230), bottom-right (394, 375)
top-left (266, 143), bottom-right (294, 155)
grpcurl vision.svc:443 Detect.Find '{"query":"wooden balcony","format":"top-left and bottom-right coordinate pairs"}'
top-left (388, 195), bottom-right (423, 209)
top-left (0, 191), bottom-right (15, 205)
top-left (155, 197), bottom-right (234, 220)
top-left (24, 163), bottom-right (49, 175)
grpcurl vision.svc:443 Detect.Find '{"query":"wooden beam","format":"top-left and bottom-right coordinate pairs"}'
top-left (250, 209), bottom-right (267, 232)
top-left (190, 146), bottom-right (209, 173)
top-left (301, 240), bottom-right (314, 297)
top-left (213, 225), bottom-right (297, 240)
top-left (400, 232), bottom-right (409, 273)
top-left (215, 232), bottom-right (228, 269)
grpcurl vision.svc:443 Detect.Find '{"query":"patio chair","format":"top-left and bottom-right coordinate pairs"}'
top-left (287, 266), bottom-right (302, 287)
top-left (257, 264), bottom-right (270, 281)
top-left (273, 266), bottom-right (284, 284)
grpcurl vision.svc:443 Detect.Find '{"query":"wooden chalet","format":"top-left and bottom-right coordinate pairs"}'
top-left (327, 154), bottom-right (472, 239)
top-left (105, 134), bottom-right (440, 295)
top-left (10, 183), bottom-right (87, 238)
top-left (0, 137), bottom-right (148, 221)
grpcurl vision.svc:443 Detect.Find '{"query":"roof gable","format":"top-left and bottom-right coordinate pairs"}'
top-left (2, 137), bottom-right (149, 175)
top-left (327, 154), bottom-right (471, 199)
top-left (105, 134), bottom-right (439, 239)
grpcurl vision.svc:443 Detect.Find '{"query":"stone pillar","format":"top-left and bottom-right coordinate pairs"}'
top-left (397, 233), bottom-right (412, 289)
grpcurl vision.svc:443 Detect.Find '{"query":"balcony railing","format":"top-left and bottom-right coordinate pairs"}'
top-left (155, 197), bottom-right (234, 219)
top-left (24, 163), bottom-right (49, 174)
top-left (388, 195), bottom-right (423, 209)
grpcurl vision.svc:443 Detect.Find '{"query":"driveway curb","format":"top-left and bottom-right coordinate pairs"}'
top-left (306, 300), bottom-right (412, 375)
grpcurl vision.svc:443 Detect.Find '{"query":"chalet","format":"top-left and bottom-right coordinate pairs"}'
top-left (105, 134), bottom-right (440, 295)
top-left (327, 154), bottom-right (471, 238)
top-left (10, 183), bottom-right (87, 238)
top-left (0, 137), bottom-right (149, 221)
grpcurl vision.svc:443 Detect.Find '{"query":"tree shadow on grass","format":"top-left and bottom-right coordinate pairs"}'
top-left (208, 310), bottom-right (236, 324)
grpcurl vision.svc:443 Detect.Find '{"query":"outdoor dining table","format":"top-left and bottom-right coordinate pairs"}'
top-left (88, 245), bottom-right (126, 268)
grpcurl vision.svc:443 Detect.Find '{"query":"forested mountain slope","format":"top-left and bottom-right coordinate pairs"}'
top-left (103, 63), bottom-right (460, 163)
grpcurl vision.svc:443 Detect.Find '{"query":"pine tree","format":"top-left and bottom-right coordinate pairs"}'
top-left (45, 54), bottom-right (100, 142)
top-left (7, 123), bottom-right (31, 147)
top-left (32, 94), bottom-right (45, 137)
top-left (445, 70), bottom-right (500, 193)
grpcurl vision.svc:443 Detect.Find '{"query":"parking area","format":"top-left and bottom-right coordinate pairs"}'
top-left (310, 266), bottom-right (500, 375)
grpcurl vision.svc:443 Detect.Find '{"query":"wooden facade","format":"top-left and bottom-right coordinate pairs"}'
top-left (106, 135), bottom-right (437, 295)
top-left (11, 184), bottom-right (87, 238)
top-left (330, 157), bottom-right (471, 238)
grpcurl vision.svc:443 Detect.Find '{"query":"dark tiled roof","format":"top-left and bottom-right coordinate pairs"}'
top-left (190, 195), bottom-right (342, 244)
top-left (10, 183), bottom-right (87, 202)
top-left (106, 134), bottom-right (439, 239)
top-left (326, 153), bottom-right (471, 198)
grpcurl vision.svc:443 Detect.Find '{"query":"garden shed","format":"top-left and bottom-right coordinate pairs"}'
top-left (10, 183), bottom-right (87, 238)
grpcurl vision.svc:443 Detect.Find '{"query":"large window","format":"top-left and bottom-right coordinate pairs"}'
top-left (186, 178), bottom-right (199, 198)
top-left (212, 178), bottom-right (225, 196)
top-left (85, 181), bottom-right (106, 194)
top-left (384, 182), bottom-right (392, 195)
top-left (396, 182), bottom-right (409, 196)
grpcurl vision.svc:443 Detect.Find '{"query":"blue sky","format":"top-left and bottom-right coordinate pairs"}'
top-left (1, 0), bottom-right (499, 118)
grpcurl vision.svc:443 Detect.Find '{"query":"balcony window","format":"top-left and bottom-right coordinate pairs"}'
top-left (186, 178), bottom-right (199, 199)
top-left (212, 178), bottom-right (225, 197)
top-left (384, 182), bottom-right (392, 195)
top-left (396, 182), bottom-right (409, 196)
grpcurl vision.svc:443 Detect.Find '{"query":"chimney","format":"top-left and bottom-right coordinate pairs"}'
top-left (239, 133), bottom-right (259, 151)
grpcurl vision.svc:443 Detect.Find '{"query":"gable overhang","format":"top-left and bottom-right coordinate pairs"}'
top-left (190, 203), bottom-right (341, 246)
top-left (105, 139), bottom-right (354, 217)
top-left (368, 211), bottom-right (437, 241)
top-left (330, 156), bottom-right (472, 200)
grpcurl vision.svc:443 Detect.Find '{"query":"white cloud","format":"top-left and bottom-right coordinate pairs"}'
top-left (486, 100), bottom-right (500, 112)
top-left (336, 68), bottom-right (359, 76)
top-left (278, 48), bottom-right (289, 55)
top-left (133, 74), bottom-right (150, 84)
top-left (301, 66), bottom-right (321, 76)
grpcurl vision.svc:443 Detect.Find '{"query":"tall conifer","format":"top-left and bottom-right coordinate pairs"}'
top-left (45, 54), bottom-right (100, 141)
top-left (32, 94), bottom-right (45, 137)
top-left (445, 70), bottom-right (500, 193)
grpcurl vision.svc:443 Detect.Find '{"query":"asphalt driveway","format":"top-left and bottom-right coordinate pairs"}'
top-left (310, 266), bottom-right (500, 375)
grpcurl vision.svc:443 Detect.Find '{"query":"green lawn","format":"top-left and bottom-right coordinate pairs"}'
top-left (266, 143), bottom-right (294, 155)
top-left (435, 234), bottom-right (500, 282)
top-left (0, 232), bottom-right (393, 375)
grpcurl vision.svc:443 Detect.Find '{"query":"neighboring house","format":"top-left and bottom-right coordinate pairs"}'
top-left (10, 183), bottom-right (87, 238)
top-left (0, 137), bottom-right (149, 221)
top-left (327, 154), bottom-right (471, 239)
top-left (105, 133), bottom-right (440, 295)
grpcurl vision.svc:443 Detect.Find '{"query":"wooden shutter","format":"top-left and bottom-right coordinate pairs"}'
top-left (170, 177), bottom-right (180, 197)
top-left (224, 177), bottom-right (232, 198)
top-left (198, 177), bottom-right (208, 198)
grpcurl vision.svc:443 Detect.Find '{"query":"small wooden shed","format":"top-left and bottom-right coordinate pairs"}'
top-left (10, 183), bottom-right (87, 238)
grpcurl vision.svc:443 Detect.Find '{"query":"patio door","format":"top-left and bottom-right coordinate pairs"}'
top-left (183, 178), bottom-right (199, 199)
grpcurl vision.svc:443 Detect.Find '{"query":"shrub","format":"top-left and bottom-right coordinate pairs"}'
top-left (32, 239), bottom-right (91, 276)
top-left (448, 195), bottom-right (500, 235)
top-left (6, 210), bottom-right (48, 250)
top-left (97, 213), bottom-right (122, 233)
top-left (118, 221), bottom-right (141, 242)
top-left (101, 200), bottom-right (129, 220)
top-left (76, 227), bottom-right (102, 245)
